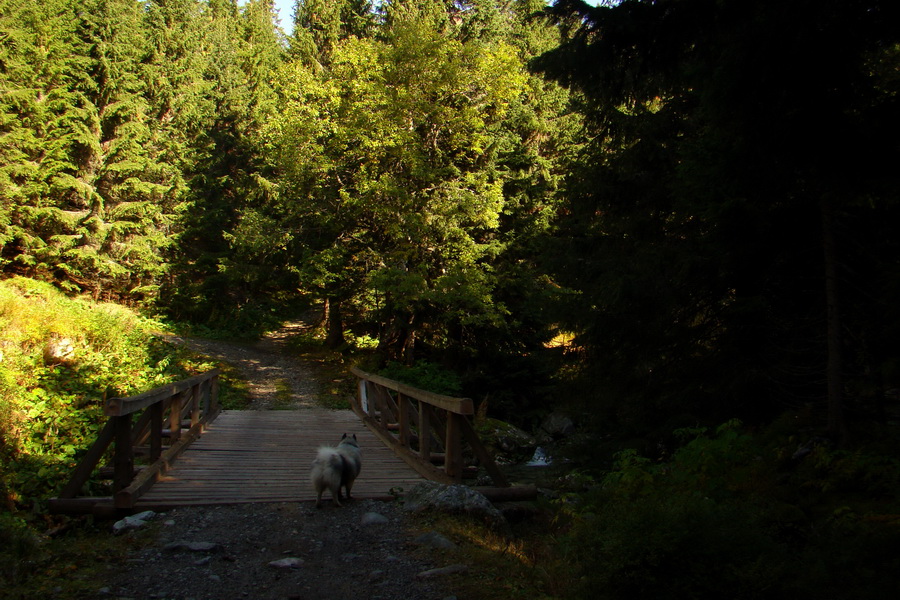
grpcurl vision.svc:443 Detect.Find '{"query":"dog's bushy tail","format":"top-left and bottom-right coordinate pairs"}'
top-left (311, 447), bottom-right (343, 507)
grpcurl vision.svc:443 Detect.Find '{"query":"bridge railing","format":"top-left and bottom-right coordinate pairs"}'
top-left (350, 366), bottom-right (509, 488)
top-left (49, 369), bottom-right (220, 515)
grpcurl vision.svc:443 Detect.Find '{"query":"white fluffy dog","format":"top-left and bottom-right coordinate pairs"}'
top-left (310, 433), bottom-right (361, 508)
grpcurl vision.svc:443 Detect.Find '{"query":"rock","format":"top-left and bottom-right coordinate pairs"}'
top-left (416, 564), bottom-right (469, 579)
top-left (268, 557), bottom-right (304, 569)
top-left (43, 337), bottom-right (75, 365)
top-left (413, 531), bottom-right (456, 550)
top-left (402, 481), bottom-right (505, 529)
top-left (475, 417), bottom-right (536, 464)
top-left (537, 412), bottom-right (575, 442)
top-left (113, 511), bottom-right (157, 535)
top-left (164, 541), bottom-right (220, 553)
top-left (361, 511), bottom-right (389, 525)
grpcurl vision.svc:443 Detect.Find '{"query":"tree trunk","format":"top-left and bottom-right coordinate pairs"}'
top-left (821, 197), bottom-right (847, 442)
top-left (325, 297), bottom-right (345, 349)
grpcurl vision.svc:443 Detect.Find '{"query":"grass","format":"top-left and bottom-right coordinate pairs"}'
top-left (404, 508), bottom-right (569, 600)
top-left (215, 361), bottom-right (253, 410)
top-left (282, 328), bottom-right (358, 410)
top-left (273, 378), bottom-right (294, 409)
top-left (2, 516), bottom-right (161, 599)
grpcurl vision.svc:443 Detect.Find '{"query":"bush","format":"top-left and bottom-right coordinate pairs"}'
top-left (0, 277), bottom-right (203, 512)
top-left (0, 512), bottom-right (40, 585)
top-left (556, 419), bottom-right (900, 600)
top-left (378, 360), bottom-right (463, 396)
top-left (565, 493), bottom-right (788, 600)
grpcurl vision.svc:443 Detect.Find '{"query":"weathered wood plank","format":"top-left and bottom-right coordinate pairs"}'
top-left (133, 409), bottom-right (427, 508)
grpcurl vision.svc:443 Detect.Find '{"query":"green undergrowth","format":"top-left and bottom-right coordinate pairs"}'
top-left (2, 516), bottom-right (160, 600)
top-left (548, 419), bottom-right (900, 600)
top-left (400, 417), bottom-right (900, 600)
top-left (0, 276), bottom-right (245, 593)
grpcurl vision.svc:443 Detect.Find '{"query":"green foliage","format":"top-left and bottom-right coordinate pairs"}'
top-left (567, 493), bottom-right (788, 600)
top-left (0, 512), bottom-right (40, 585)
top-left (378, 360), bottom-right (463, 397)
top-left (258, 0), bottom-right (576, 371)
top-left (556, 420), bottom-right (900, 600)
top-left (0, 277), bottom-right (205, 512)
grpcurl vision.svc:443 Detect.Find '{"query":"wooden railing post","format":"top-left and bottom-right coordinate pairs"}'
top-left (113, 414), bottom-right (134, 496)
top-left (150, 401), bottom-right (163, 463)
top-left (190, 383), bottom-right (201, 429)
top-left (419, 401), bottom-right (431, 461)
top-left (168, 393), bottom-right (182, 442)
top-left (445, 412), bottom-right (463, 481)
top-left (398, 393), bottom-right (410, 447)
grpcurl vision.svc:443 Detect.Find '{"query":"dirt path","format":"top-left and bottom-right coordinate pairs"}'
top-left (103, 324), bottom-right (456, 600)
top-left (166, 321), bottom-right (324, 409)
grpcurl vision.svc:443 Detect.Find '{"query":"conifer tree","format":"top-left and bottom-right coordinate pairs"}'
top-left (161, 0), bottom-right (285, 324)
top-left (1, 0), bottom-right (78, 272)
top-left (1, 0), bottom-right (175, 300)
top-left (61, 0), bottom-right (176, 300)
top-left (289, 0), bottom-right (375, 67)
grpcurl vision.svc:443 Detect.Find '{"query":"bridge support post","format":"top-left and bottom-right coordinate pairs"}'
top-left (445, 413), bottom-right (463, 481)
top-left (398, 393), bottom-right (410, 447)
top-left (113, 414), bottom-right (134, 499)
top-left (150, 401), bottom-right (163, 462)
top-left (419, 402), bottom-right (431, 461)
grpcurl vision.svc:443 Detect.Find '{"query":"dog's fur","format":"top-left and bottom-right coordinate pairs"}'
top-left (310, 433), bottom-right (361, 508)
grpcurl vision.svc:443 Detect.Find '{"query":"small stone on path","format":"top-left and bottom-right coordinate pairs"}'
top-left (268, 557), bottom-right (304, 569)
top-left (417, 564), bottom-right (469, 579)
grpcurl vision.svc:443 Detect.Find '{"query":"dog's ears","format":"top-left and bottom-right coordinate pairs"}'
top-left (341, 433), bottom-right (358, 441)
top-left (352, 433), bottom-right (357, 441)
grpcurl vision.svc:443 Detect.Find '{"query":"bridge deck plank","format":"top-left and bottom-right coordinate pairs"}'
top-left (134, 409), bottom-right (425, 509)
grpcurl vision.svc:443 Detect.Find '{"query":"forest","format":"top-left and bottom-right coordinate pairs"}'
top-left (2, 0), bottom-right (900, 598)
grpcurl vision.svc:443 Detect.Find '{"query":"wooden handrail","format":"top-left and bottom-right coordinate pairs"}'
top-left (349, 366), bottom-right (508, 488)
top-left (49, 369), bottom-right (220, 515)
top-left (106, 370), bottom-right (221, 416)
top-left (350, 367), bottom-right (474, 415)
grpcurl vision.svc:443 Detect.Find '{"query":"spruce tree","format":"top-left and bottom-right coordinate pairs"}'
top-left (0, 0), bottom-right (88, 279)
top-left (161, 0), bottom-right (285, 325)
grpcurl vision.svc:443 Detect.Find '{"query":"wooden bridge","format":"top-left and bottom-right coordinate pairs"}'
top-left (50, 368), bottom-right (519, 515)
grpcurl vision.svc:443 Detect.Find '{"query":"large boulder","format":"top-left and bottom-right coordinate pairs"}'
top-left (536, 412), bottom-right (575, 444)
top-left (474, 417), bottom-right (537, 465)
top-left (402, 481), bottom-right (505, 529)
